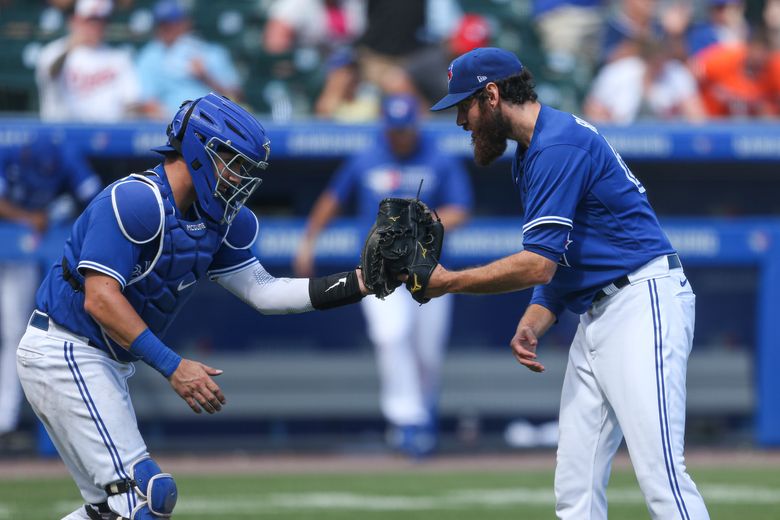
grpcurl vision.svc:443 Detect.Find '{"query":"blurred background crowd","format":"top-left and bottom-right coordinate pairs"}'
top-left (0, 0), bottom-right (778, 124)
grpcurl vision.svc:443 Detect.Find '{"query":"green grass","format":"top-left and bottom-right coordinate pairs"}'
top-left (2, 466), bottom-right (780, 519)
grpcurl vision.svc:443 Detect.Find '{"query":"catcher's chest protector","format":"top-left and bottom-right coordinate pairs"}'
top-left (124, 175), bottom-right (227, 337)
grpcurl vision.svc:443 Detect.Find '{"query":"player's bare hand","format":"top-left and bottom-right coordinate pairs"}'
top-left (510, 324), bottom-right (545, 373)
top-left (169, 359), bottom-right (226, 414)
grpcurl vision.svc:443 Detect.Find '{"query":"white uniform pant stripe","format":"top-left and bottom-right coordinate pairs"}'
top-left (63, 342), bottom-right (136, 511)
top-left (649, 280), bottom-right (689, 520)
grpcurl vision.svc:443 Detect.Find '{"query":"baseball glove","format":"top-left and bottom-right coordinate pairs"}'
top-left (361, 198), bottom-right (444, 304)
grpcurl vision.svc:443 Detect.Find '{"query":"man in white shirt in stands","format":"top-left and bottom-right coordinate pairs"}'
top-left (36, 0), bottom-right (141, 122)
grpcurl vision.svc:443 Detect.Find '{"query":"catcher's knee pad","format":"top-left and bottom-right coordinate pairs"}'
top-left (129, 457), bottom-right (178, 518)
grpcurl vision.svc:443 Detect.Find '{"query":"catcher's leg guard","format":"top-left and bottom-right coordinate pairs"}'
top-left (128, 457), bottom-right (178, 518)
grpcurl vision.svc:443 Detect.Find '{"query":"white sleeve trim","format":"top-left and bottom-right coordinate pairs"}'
top-left (110, 179), bottom-right (164, 245)
top-left (207, 257), bottom-right (258, 280)
top-left (77, 260), bottom-right (127, 289)
top-left (215, 261), bottom-right (313, 315)
top-left (522, 216), bottom-right (574, 234)
top-left (223, 211), bottom-right (259, 250)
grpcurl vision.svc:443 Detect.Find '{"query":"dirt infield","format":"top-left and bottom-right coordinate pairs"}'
top-left (2, 449), bottom-right (780, 479)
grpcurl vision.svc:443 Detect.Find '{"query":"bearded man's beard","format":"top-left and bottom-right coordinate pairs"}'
top-left (471, 103), bottom-right (512, 166)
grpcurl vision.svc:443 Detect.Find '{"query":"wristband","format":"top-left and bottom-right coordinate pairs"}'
top-left (309, 270), bottom-right (364, 310)
top-left (129, 328), bottom-right (182, 378)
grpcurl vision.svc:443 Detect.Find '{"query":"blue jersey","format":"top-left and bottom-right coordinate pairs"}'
top-left (36, 164), bottom-right (258, 361)
top-left (514, 105), bottom-right (674, 315)
top-left (0, 140), bottom-right (101, 211)
top-left (328, 132), bottom-right (473, 234)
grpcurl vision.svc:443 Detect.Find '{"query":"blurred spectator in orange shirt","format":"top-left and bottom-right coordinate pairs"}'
top-left (691, 31), bottom-right (774, 117)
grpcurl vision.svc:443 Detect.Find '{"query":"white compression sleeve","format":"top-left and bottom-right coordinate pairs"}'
top-left (214, 260), bottom-right (314, 314)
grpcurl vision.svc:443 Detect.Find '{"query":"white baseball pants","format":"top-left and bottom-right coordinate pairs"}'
top-left (555, 256), bottom-right (709, 519)
top-left (361, 290), bottom-right (453, 426)
top-left (0, 262), bottom-right (38, 434)
top-left (17, 314), bottom-right (146, 517)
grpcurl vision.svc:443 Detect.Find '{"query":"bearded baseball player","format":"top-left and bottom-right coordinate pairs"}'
top-left (16, 93), bottom-right (370, 520)
top-left (426, 48), bottom-right (710, 519)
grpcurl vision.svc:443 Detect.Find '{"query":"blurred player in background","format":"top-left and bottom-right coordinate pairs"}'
top-left (0, 135), bottom-right (101, 448)
top-left (428, 48), bottom-right (709, 518)
top-left (36, 0), bottom-right (141, 122)
top-left (16, 94), bottom-right (372, 520)
top-left (294, 94), bottom-right (473, 458)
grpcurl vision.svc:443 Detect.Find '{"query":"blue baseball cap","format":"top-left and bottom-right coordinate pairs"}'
top-left (430, 47), bottom-right (524, 111)
top-left (382, 94), bottom-right (419, 129)
top-left (153, 0), bottom-right (188, 24)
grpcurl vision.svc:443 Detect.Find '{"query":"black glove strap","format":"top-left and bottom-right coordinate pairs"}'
top-left (309, 270), bottom-right (364, 310)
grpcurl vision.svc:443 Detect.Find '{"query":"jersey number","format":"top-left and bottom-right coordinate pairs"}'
top-left (573, 115), bottom-right (646, 194)
top-left (606, 140), bottom-right (646, 193)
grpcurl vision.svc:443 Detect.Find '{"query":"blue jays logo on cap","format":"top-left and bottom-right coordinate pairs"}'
top-left (431, 47), bottom-right (524, 111)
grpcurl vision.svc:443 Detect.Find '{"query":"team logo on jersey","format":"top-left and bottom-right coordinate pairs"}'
top-left (558, 233), bottom-right (574, 268)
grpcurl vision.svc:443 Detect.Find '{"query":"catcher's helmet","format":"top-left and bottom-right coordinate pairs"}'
top-left (153, 93), bottom-right (270, 224)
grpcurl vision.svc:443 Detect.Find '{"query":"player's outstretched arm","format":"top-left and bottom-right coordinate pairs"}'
top-left (424, 250), bottom-right (557, 299)
top-left (83, 271), bottom-right (226, 414)
top-left (510, 304), bottom-right (556, 373)
top-left (214, 261), bottom-right (369, 314)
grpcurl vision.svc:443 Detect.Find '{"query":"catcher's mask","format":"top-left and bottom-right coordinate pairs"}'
top-left (152, 93), bottom-right (270, 224)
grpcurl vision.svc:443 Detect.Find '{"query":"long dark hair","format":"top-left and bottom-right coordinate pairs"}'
top-left (476, 68), bottom-right (538, 107)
